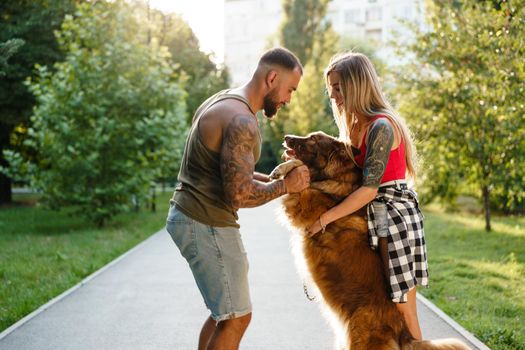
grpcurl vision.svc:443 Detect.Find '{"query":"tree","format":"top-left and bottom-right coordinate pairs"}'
top-left (259, 0), bottom-right (335, 170)
top-left (0, 0), bottom-right (80, 204)
top-left (130, 1), bottom-right (230, 121)
top-left (156, 12), bottom-right (230, 121)
top-left (3, 1), bottom-right (188, 226)
top-left (390, 0), bottom-right (525, 231)
top-left (284, 27), bottom-right (340, 137)
top-left (279, 0), bottom-right (332, 64)
top-left (126, 2), bottom-right (229, 184)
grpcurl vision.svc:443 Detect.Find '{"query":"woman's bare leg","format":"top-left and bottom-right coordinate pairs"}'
top-left (396, 288), bottom-right (422, 340)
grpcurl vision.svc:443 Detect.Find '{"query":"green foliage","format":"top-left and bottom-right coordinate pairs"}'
top-left (3, 1), bottom-right (187, 226)
top-left (0, 0), bottom-right (77, 126)
top-left (0, 0), bottom-right (79, 203)
top-left (390, 0), bottom-right (525, 228)
top-left (131, 1), bottom-right (230, 120)
top-left (285, 27), bottom-right (340, 137)
top-left (279, 0), bottom-right (332, 64)
top-left (0, 1), bottom-right (227, 205)
top-left (0, 38), bottom-right (25, 76)
top-left (158, 12), bottom-right (230, 120)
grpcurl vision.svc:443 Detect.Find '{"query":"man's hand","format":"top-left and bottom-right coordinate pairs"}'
top-left (283, 165), bottom-right (310, 193)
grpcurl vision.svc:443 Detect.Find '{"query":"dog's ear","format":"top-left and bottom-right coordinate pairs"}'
top-left (330, 141), bottom-right (354, 165)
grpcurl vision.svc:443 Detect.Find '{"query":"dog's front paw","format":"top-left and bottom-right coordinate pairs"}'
top-left (269, 159), bottom-right (304, 179)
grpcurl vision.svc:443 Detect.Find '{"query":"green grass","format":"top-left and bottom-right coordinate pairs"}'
top-left (421, 205), bottom-right (525, 350)
top-left (0, 191), bottom-right (173, 333)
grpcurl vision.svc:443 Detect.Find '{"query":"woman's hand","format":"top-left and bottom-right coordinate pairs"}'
top-left (305, 216), bottom-right (326, 237)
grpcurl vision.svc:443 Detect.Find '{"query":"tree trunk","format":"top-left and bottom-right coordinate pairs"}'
top-left (0, 126), bottom-right (13, 205)
top-left (151, 185), bottom-right (156, 213)
top-left (482, 186), bottom-right (491, 232)
top-left (0, 172), bottom-right (12, 204)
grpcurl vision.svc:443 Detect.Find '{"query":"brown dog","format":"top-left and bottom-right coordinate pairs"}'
top-left (274, 131), bottom-right (470, 350)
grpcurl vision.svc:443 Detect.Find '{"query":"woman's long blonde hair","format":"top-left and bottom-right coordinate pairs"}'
top-left (324, 51), bottom-right (417, 179)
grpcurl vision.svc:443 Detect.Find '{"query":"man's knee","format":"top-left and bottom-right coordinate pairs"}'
top-left (218, 313), bottom-right (252, 332)
top-left (232, 312), bottom-right (252, 329)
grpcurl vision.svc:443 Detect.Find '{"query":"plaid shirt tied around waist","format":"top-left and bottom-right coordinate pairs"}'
top-left (367, 185), bottom-right (429, 303)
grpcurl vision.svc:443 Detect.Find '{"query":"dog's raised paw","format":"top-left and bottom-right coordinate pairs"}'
top-left (269, 159), bottom-right (304, 179)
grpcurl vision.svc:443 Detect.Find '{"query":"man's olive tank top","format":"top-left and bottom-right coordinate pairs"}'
top-left (172, 90), bottom-right (262, 228)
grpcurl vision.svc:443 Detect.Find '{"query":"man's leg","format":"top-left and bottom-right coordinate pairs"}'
top-left (207, 313), bottom-right (252, 350)
top-left (198, 316), bottom-right (217, 350)
top-left (396, 288), bottom-right (422, 340)
top-left (168, 215), bottom-right (252, 350)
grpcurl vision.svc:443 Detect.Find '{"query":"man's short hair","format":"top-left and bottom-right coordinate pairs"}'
top-left (258, 47), bottom-right (303, 74)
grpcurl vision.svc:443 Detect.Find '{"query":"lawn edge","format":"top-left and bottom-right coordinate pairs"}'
top-left (417, 293), bottom-right (491, 350)
top-left (0, 229), bottom-right (165, 340)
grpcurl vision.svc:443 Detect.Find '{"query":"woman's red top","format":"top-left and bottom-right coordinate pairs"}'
top-left (353, 115), bottom-right (406, 184)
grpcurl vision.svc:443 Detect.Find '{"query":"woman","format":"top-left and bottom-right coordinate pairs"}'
top-left (306, 51), bottom-right (428, 340)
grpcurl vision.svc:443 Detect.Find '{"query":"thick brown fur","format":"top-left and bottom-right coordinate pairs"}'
top-left (277, 131), bottom-right (470, 350)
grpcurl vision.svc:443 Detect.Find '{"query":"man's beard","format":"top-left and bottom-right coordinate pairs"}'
top-left (262, 90), bottom-right (280, 119)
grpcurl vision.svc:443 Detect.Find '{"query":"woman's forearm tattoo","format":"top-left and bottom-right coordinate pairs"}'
top-left (221, 115), bottom-right (286, 209)
top-left (362, 119), bottom-right (394, 187)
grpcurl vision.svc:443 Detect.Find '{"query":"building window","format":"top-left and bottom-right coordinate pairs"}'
top-left (366, 7), bottom-right (382, 21)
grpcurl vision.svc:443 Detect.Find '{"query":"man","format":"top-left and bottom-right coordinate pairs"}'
top-left (166, 47), bottom-right (309, 350)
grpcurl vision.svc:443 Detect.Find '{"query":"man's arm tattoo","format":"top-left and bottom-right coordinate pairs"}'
top-left (362, 119), bottom-right (394, 187)
top-left (221, 115), bottom-right (286, 209)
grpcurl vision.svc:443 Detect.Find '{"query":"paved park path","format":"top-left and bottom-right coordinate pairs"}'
top-left (0, 201), bottom-right (489, 349)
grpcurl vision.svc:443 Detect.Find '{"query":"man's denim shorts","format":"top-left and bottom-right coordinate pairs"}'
top-left (166, 201), bottom-right (252, 322)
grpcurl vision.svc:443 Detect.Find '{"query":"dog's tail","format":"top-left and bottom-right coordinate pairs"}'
top-left (402, 338), bottom-right (471, 350)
